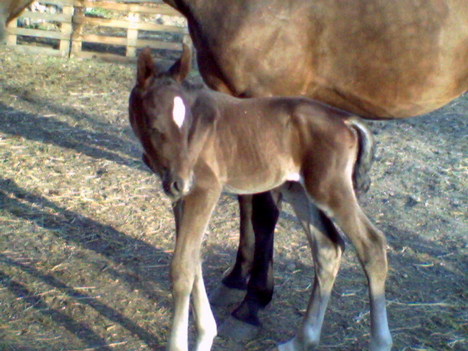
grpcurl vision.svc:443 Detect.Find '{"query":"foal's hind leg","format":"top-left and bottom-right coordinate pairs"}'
top-left (335, 205), bottom-right (392, 351)
top-left (278, 182), bottom-right (344, 351)
top-left (314, 186), bottom-right (392, 351)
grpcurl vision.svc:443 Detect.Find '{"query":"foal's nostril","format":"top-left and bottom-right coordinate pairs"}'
top-left (172, 180), bottom-right (183, 194)
top-left (169, 177), bottom-right (190, 197)
top-left (162, 174), bottom-right (193, 198)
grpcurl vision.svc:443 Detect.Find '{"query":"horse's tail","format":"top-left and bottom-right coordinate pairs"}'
top-left (347, 117), bottom-right (375, 195)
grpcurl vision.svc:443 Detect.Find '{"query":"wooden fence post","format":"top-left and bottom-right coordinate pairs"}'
top-left (126, 12), bottom-right (139, 57)
top-left (61, 3), bottom-right (74, 57)
top-left (71, 1), bottom-right (84, 58)
top-left (6, 16), bottom-right (17, 46)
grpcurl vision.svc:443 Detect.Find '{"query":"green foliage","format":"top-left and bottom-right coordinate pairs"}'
top-left (85, 7), bottom-right (112, 19)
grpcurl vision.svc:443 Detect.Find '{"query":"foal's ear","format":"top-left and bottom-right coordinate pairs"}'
top-left (137, 47), bottom-right (155, 90)
top-left (169, 43), bottom-right (192, 83)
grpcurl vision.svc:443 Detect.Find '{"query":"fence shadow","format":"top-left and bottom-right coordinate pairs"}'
top-left (1, 178), bottom-right (172, 348)
top-left (1, 176), bottom-right (467, 350)
top-left (0, 266), bottom-right (121, 351)
top-left (0, 101), bottom-right (146, 171)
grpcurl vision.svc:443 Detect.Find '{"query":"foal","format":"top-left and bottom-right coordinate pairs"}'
top-left (129, 45), bottom-right (392, 351)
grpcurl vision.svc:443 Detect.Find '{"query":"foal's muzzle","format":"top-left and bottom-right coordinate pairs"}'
top-left (162, 173), bottom-right (194, 200)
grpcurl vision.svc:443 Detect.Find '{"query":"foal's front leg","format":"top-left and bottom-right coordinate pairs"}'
top-left (169, 187), bottom-right (221, 351)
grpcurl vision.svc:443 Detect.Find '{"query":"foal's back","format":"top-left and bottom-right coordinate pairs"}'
top-left (199, 91), bottom-right (359, 194)
top-left (210, 92), bottom-right (357, 152)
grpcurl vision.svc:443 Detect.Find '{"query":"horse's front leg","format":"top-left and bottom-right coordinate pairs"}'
top-left (233, 191), bottom-right (281, 322)
top-left (210, 195), bottom-right (255, 306)
top-left (192, 262), bottom-right (217, 351)
top-left (218, 191), bottom-right (281, 340)
top-left (168, 187), bottom-right (221, 351)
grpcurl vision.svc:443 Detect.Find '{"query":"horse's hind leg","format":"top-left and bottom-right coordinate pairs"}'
top-left (338, 206), bottom-right (392, 351)
top-left (278, 182), bottom-right (344, 351)
top-left (318, 187), bottom-right (392, 351)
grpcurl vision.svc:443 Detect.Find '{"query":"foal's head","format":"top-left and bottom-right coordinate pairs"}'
top-left (129, 44), bottom-right (194, 200)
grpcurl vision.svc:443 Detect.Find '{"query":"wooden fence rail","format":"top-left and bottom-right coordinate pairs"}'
top-left (5, 0), bottom-right (189, 63)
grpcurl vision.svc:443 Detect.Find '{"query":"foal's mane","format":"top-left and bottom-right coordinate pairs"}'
top-left (182, 79), bottom-right (207, 92)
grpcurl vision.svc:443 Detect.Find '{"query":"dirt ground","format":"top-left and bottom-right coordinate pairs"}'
top-left (0, 47), bottom-right (466, 351)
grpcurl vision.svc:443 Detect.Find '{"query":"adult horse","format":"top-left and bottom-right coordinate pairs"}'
top-left (157, 0), bottom-right (468, 347)
top-left (0, 0), bottom-right (33, 43)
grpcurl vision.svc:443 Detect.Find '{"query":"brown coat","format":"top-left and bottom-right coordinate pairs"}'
top-left (166, 0), bottom-right (468, 118)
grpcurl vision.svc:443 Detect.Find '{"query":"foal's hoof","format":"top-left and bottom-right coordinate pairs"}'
top-left (209, 284), bottom-right (246, 306)
top-left (217, 316), bottom-right (261, 341)
top-left (276, 337), bottom-right (302, 351)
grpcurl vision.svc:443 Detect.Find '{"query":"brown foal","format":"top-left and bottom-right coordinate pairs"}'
top-left (129, 45), bottom-right (391, 351)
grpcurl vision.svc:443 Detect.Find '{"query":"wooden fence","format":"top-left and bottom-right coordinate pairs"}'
top-left (5, 0), bottom-right (189, 63)
top-left (6, 0), bottom-right (74, 57)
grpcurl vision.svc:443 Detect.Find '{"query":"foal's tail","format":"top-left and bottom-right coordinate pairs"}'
top-left (347, 117), bottom-right (375, 195)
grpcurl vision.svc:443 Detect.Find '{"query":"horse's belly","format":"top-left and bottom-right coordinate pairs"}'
top-left (201, 0), bottom-right (468, 119)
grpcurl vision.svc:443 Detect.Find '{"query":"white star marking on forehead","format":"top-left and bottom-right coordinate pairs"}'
top-left (172, 96), bottom-right (186, 128)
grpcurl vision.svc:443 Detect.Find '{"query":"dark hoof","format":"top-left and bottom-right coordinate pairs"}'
top-left (209, 284), bottom-right (246, 307)
top-left (217, 315), bottom-right (261, 342)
